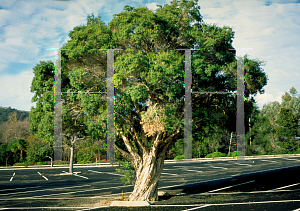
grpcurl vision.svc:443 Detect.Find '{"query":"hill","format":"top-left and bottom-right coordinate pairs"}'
top-left (0, 106), bottom-right (30, 124)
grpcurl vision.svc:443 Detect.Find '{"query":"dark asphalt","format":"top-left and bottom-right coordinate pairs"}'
top-left (0, 156), bottom-right (300, 210)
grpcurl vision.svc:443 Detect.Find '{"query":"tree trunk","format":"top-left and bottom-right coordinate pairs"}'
top-left (69, 142), bottom-right (74, 174)
top-left (129, 154), bottom-right (165, 201)
top-left (228, 132), bottom-right (233, 155)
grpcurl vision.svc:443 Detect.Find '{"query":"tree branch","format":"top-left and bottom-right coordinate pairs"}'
top-left (118, 131), bottom-right (142, 167)
top-left (114, 144), bottom-right (134, 162)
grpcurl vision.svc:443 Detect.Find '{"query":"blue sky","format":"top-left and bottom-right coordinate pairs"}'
top-left (0, 0), bottom-right (299, 112)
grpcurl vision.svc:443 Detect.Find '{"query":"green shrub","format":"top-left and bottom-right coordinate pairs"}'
top-left (227, 151), bottom-right (243, 157)
top-left (54, 162), bottom-right (68, 165)
top-left (296, 148), bottom-right (300, 154)
top-left (174, 155), bottom-right (184, 161)
top-left (115, 160), bottom-right (136, 186)
top-left (35, 161), bottom-right (46, 165)
top-left (206, 151), bottom-right (226, 158)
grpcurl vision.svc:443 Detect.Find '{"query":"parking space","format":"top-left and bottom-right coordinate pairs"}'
top-left (0, 156), bottom-right (299, 210)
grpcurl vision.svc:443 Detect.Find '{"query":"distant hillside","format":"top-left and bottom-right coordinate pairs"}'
top-left (0, 106), bottom-right (30, 124)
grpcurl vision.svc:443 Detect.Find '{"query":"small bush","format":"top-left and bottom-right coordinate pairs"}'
top-left (174, 155), bottom-right (184, 161)
top-left (227, 151), bottom-right (243, 157)
top-left (54, 162), bottom-right (69, 165)
top-left (206, 152), bottom-right (226, 158)
top-left (35, 162), bottom-right (46, 165)
top-left (296, 148), bottom-right (300, 154)
top-left (115, 160), bottom-right (136, 186)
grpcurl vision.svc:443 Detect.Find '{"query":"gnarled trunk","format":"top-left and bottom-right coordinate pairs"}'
top-left (129, 154), bottom-right (165, 201)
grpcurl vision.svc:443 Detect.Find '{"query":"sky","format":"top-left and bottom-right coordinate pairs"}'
top-left (0, 0), bottom-right (299, 112)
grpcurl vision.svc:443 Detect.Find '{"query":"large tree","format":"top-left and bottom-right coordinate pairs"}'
top-left (57, 0), bottom-right (267, 201)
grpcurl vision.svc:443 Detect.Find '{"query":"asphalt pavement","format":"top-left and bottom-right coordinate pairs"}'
top-left (0, 156), bottom-right (300, 210)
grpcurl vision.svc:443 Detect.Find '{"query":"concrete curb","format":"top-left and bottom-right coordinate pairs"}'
top-left (110, 201), bottom-right (150, 207)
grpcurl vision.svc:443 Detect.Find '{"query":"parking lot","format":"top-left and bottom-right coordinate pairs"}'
top-left (0, 156), bottom-right (300, 210)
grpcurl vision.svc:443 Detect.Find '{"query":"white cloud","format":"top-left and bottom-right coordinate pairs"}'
top-left (0, 70), bottom-right (35, 111)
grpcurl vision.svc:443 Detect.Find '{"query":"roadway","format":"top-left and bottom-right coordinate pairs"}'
top-left (0, 156), bottom-right (300, 210)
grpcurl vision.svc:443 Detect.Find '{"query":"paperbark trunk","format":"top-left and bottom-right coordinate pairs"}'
top-left (129, 154), bottom-right (165, 201)
top-left (69, 141), bottom-right (74, 174)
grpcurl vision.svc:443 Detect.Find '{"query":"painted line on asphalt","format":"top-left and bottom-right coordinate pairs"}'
top-left (210, 166), bottom-right (228, 169)
top-left (88, 170), bottom-right (122, 176)
top-left (163, 169), bottom-right (173, 170)
top-left (161, 172), bottom-right (178, 176)
top-left (180, 199), bottom-right (300, 211)
top-left (42, 176), bottom-right (48, 180)
top-left (9, 172), bottom-right (15, 181)
top-left (260, 160), bottom-right (278, 163)
top-left (37, 172), bottom-right (48, 180)
top-left (0, 207), bottom-right (93, 210)
top-left (0, 184), bottom-right (91, 196)
top-left (62, 171), bottom-right (89, 179)
top-left (205, 180), bottom-right (255, 193)
top-left (0, 186), bottom-right (42, 192)
top-left (282, 158), bottom-right (300, 161)
top-left (234, 163), bottom-right (253, 166)
top-left (197, 188), bottom-right (300, 195)
top-left (272, 182), bottom-right (300, 190)
top-left (76, 206), bottom-right (110, 211)
top-left (186, 170), bottom-right (203, 173)
top-left (25, 184), bottom-right (134, 199)
top-left (293, 208), bottom-right (300, 211)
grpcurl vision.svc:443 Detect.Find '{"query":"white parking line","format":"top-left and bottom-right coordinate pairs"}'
top-left (42, 176), bottom-right (48, 180)
top-left (235, 163), bottom-right (253, 166)
top-left (0, 184), bottom-right (92, 196)
top-left (28, 184), bottom-right (134, 199)
top-left (0, 186), bottom-right (42, 192)
top-left (180, 200), bottom-right (300, 211)
top-left (163, 169), bottom-right (173, 170)
top-left (161, 172), bottom-right (178, 176)
top-left (210, 166), bottom-right (228, 169)
top-left (62, 171), bottom-right (89, 179)
top-left (37, 172), bottom-right (48, 180)
top-left (260, 160), bottom-right (277, 163)
top-left (88, 170), bottom-right (122, 176)
top-left (186, 170), bottom-right (203, 173)
top-left (0, 207), bottom-right (92, 210)
top-left (282, 158), bottom-right (300, 161)
top-left (205, 180), bottom-right (255, 193)
top-left (272, 182), bottom-right (300, 190)
top-left (9, 172), bottom-right (15, 181)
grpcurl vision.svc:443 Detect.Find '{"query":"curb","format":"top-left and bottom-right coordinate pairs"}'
top-left (110, 201), bottom-right (150, 207)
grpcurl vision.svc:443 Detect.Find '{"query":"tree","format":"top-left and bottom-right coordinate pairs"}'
top-left (25, 135), bottom-right (52, 162)
top-left (29, 58), bottom-right (107, 171)
top-left (10, 138), bottom-right (26, 162)
top-left (276, 107), bottom-right (298, 153)
top-left (55, 0), bottom-right (268, 202)
top-left (29, 61), bottom-right (55, 147)
top-left (0, 112), bottom-right (30, 144)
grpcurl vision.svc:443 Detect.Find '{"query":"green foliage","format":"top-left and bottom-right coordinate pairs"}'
top-left (14, 162), bottom-right (30, 167)
top-left (115, 160), bottom-right (136, 186)
top-left (174, 154), bottom-right (184, 161)
top-left (276, 107), bottom-right (298, 138)
top-left (227, 151), bottom-right (243, 157)
top-left (0, 107), bottom-right (29, 125)
top-left (35, 161), bottom-right (47, 165)
top-left (25, 135), bottom-right (52, 162)
top-left (76, 141), bottom-right (97, 164)
top-left (205, 151), bottom-right (226, 158)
